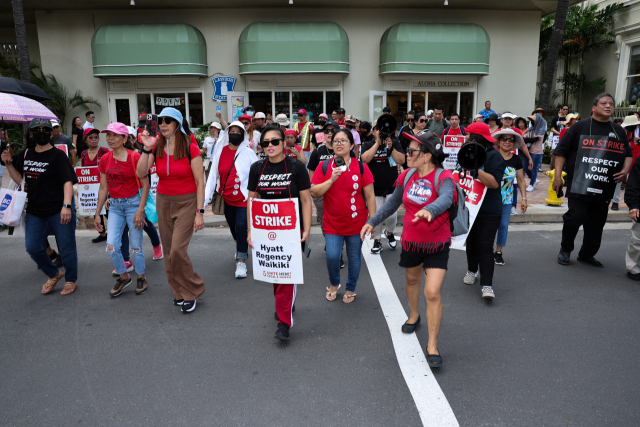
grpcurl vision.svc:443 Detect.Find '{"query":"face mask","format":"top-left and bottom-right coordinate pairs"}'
top-left (246, 110), bottom-right (254, 117)
top-left (318, 121), bottom-right (326, 126)
top-left (229, 133), bottom-right (244, 146)
top-left (33, 132), bottom-right (51, 146)
top-left (346, 124), bottom-right (354, 130)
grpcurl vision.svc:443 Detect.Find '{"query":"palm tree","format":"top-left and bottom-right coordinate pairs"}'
top-left (538, 0), bottom-right (570, 110)
top-left (36, 74), bottom-right (101, 130)
top-left (11, 0), bottom-right (30, 84)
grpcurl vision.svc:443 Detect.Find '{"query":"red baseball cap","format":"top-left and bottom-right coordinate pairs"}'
top-left (83, 128), bottom-right (100, 137)
top-left (297, 109), bottom-right (307, 116)
top-left (238, 115), bottom-right (252, 123)
top-left (466, 122), bottom-right (496, 142)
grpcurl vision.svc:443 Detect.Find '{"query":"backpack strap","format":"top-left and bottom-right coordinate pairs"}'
top-left (403, 168), bottom-right (417, 188)
top-left (460, 126), bottom-right (466, 136)
top-left (321, 158), bottom-right (331, 175)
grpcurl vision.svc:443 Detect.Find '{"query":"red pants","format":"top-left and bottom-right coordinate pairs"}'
top-left (274, 283), bottom-right (297, 327)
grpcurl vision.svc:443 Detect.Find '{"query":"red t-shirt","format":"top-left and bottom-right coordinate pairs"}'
top-left (218, 145), bottom-right (245, 207)
top-left (442, 126), bottom-right (462, 140)
top-left (81, 147), bottom-right (110, 167)
top-left (337, 119), bottom-right (346, 129)
top-left (98, 150), bottom-right (141, 199)
top-left (311, 158), bottom-right (374, 236)
top-left (294, 121), bottom-right (315, 151)
top-left (285, 145), bottom-right (303, 159)
top-left (154, 143), bottom-right (200, 196)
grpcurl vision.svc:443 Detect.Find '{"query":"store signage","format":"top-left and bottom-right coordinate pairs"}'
top-left (415, 80), bottom-right (473, 88)
top-left (212, 76), bottom-right (237, 102)
top-left (155, 96), bottom-right (184, 107)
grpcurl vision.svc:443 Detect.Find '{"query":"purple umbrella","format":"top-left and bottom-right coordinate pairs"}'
top-left (0, 93), bottom-right (58, 123)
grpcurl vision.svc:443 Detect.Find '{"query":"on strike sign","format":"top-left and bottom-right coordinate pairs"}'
top-left (76, 167), bottom-right (105, 216)
top-left (450, 171), bottom-right (487, 251)
top-left (571, 134), bottom-right (626, 198)
top-left (250, 198), bottom-right (303, 284)
top-left (442, 135), bottom-right (465, 170)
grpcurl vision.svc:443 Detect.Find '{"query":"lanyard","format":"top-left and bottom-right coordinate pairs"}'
top-left (589, 117), bottom-right (618, 139)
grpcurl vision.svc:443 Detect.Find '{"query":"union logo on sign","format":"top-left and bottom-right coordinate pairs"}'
top-left (268, 232), bottom-right (277, 240)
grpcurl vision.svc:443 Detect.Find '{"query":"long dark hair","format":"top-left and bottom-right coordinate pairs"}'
top-left (71, 116), bottom-right (81, 129)
top-left (154, 119), bottom-right (190, 160)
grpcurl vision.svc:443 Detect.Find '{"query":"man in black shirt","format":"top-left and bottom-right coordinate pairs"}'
top-left (554, 93), bottom-right (633, 267)
top-left (361, 122), bottom-right (405, 253)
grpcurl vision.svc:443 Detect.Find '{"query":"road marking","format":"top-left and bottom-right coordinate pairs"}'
top-left (361, 238), bottom-right (459, 427)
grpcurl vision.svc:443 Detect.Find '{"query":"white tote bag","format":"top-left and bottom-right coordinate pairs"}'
top-left (0, 151), bottom-right (28, 227)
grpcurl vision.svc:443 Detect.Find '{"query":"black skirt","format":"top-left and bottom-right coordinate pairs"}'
top-left (399, 244), bottom-right (450, 270)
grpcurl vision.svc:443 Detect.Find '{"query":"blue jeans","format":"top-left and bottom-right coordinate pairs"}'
top-left (107, 194), bottom-right (145, 275)
top-left (120, 214), bottom-right (161, 258)
top-left (325, 234), bottom-right (363, 292)
top-left (26, 210), bottom-right (78, 283)
top-left (512, 185), bottom-right (518, 209)
top-left (496, 204), bottom-right (512, 247)
top-left (224, 203), bottom-right (248, 260)
top-left (523, 154), bottom-right (543, 186)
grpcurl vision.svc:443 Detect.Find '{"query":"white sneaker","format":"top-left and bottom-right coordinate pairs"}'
top-left (510, 207), bottom-right (518, 215)
top-left (482, 286), bottom-right (495, 299)
top-left (463, 271), bottom-right (478, 285)
top-left (534, 179), bottom-right (540, 187)
top-left (526, 185), bottom-right (534, 192)
top-left (235, 262), bottom-right (247, 279)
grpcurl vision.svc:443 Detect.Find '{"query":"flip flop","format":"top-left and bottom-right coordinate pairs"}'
top-left (342, 293), bottom-right (357, 304)
top-left (326, 285), bottom-right (341, 302)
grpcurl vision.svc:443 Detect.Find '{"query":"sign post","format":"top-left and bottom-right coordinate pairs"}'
top-left (250, 198), bottom-right (304, 284)
top-left (442, 135), bottom-right (465, 170)
top-left (75, 166), bottom-right (106, 216)
top-left (450, 171), bottom-right (487, 251)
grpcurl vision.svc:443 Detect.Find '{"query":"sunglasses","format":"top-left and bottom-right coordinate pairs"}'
top-left (322, 128), bottom-right (336, 134)
top-left (260, 138), bottom-right (282, 148)
top-left (407, 118), bottom-right (415, 122)
top-left (406, 147), bottom-right (420, 157)
top-left (90, 116), bottom-right (95, 119)
top-left (499, 137), bottom-right (515, 143)
top-left (418, 119), bottom-right (427, 123)
top-left (241, 121), bottom-right (251, 126)
top-left (158, 117), bottom-right (174, 125)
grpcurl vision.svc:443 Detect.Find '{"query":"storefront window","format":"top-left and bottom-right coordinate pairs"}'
top-left (428, 92), bottom-right (457, 118)
top-left (627, 45), bottom-right (640, 105)
top-left (188, 92), bottom-right (203, 128)
top-left (275, 92), bottom-right (290, 118)
top-left (459, 92), bottom-right (474, 125)
top-left (154, 93), bottom-right (186, 118)
top-left (292, 92), bottom-right (322, 122)
top-left (249, 92), bottom-right (273, 116)
top-left (326, 91), bottom-right (340, 118)
top-left (411, 92), bottom-right (425, 113)
top-left (137, 94), bottom-right (152, 117)
top-left (387, 91), bottom-right (408, 125)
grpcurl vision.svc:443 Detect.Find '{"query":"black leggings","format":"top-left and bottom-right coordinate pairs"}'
top-left (465, 215), bottom-right (501, 288)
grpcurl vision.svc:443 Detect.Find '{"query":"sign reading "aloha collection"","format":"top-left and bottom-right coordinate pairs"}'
top-left (416, 81), bottom-right (472, 87)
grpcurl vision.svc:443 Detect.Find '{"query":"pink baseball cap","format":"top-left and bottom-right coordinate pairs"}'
top-left (101, 122), bottom-right (129, 136)
top-left (319, 113), bottom-right (328, 119)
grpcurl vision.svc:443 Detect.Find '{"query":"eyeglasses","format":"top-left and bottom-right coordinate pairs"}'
top-left (322, 128), bottom-right (336, 134)
top-left (259, 138), bottom-right (282, 148)
top-left (562, 108), bottom-right (569, 111)
top-left (32, 127), bottom-right (50, 133)
top-left (333, 139), bottom-right (350, 145)
top-left (499, 137), bottom-right (515, 143)
top-left (241, 121), bottom-right (251, 126)
top-left (158, 117), bottom-right (173, 125)
top-left (418, 119), bottom-right (427, 123)
top-left (87, 135), bottom-right (99, 140)
top-left (406, 147), bottom-right (420, 157)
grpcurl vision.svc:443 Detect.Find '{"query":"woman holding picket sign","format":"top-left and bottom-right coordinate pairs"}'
top-left (246, 127), bottom-right (312, 341)
top-left (94, 123), bottom-right (150, 298)
top-left (311, 129), bottom-right (376, 304)
top-left (361, 130), bottom-right (456, 368)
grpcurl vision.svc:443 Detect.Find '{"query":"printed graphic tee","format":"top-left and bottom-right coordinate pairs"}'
top-left (99, 150), bottom-right (141, 199)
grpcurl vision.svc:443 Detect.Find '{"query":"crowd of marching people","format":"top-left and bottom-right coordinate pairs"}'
top-left (3, 91), bottom-right (640, 368)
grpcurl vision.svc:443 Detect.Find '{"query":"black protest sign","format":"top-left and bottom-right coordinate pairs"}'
top-left (571, 135), bottom-right (625, 198)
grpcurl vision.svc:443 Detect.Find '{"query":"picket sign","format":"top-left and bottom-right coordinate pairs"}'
top-left (75, 166), bottom-right (106, 216)
top-left (149, 164), bottom-right (159, 199)
top-left (250, 198), bottom-right (304, 284)
top-left (571, 134), bottom-right (625, 198)
top-left (450, 171), bottom-right (487, 251)
top-left (442, 135), bottom-right (464, 170)
top-left (54, 144), bottom-right (68, 155)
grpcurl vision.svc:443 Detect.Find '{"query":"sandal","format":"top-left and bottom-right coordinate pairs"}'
top-left (343, 293), bottom-right (357, 304)
top-left (60, 282), bottom-right (77, 296)
top-left (42, 271), bottom-right (64, 294)
top-left (326, 285), bottom-right (341, 302)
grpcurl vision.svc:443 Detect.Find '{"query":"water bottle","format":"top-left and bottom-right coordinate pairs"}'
top-left (216, 100), bottom-right (221, 113)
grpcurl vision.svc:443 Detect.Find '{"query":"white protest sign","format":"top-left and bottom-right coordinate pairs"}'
top-left (450, 171), bottom-right (487, 251)
top-left (250, 198), bottom-right (304, 284)
top-left (442, 135), bottom-right (464, 170)
top-left (76, 166), bottom-right (106, 216)
top-left (149, 164), bottom-right (159, 198)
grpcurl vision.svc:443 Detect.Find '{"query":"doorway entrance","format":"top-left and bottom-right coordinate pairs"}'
top-left (109, 94), bottom-right (136, 127)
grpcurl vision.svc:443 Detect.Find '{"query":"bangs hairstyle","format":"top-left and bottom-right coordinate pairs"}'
top-left (154, 118), bottom-right (190, 161)
top-left (333, 129), bottom-right (355, 147)
top-left (514, 117), bottom-right (527, 128)
top-left (260, 127), bottom-right (285, 143)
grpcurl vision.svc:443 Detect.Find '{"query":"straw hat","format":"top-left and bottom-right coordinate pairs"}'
top-left (492, 128), bottom-right (524, 150)
top-left (621, 115), bottom-right (640, 128)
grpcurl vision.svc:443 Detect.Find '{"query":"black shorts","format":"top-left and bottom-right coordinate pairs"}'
top-left (399, 245), bottom-right (450, 270)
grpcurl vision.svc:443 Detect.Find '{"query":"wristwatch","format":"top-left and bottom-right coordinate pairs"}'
top-left (62, 204), bottom-right (71, 208)
top-left (196, 208), bottom-right (205, 214)
top-left (141, 148), bottom-right (152, 154)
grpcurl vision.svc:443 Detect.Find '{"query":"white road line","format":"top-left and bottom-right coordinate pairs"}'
top-left (361, 238), bottom-right (459, 427)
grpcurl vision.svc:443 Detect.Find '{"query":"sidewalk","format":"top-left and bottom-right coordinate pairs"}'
top-left (3, 165), bottom-right (630, 229)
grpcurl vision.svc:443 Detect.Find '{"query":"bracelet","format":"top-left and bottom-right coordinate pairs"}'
top-left (141, 148), bottom-right (152, 154)
top-left (522, 198), bottom-right (528, 200)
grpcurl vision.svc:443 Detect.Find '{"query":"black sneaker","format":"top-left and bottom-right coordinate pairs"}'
top-left (275, 323), bottom-right (290, 341)
top-left (173, 298), bottom-right (184, 306)
top-left (324, 245), bottom-right (326, 253)
top-left (110, 275), bottom-right (131, 297)
top-left (135, 277), bottom-right (147, 295)
top-left (558, 250), bottom-right (570, 265)
top-left (611, 202), bottom-right (619, 211)
top-left (182, 300), bottom-right (197, 313)
top-left (371, 240), bottom-right (383, 254)
top-left (385, 230), bottom-right (397, 249)
top-left (494, 251), bottom-right (505, 266)
top-left (340, 256), bottom-right (345, 269)
top-left (92, 234), bottom-right (107, 243)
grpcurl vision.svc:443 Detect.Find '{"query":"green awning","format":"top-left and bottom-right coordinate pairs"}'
top-left (239, 22), bottom-right (349, 74)
top-left (91, 24), bottom-right (207, 77)
top-left (380, 23), bottom-right (490, 75)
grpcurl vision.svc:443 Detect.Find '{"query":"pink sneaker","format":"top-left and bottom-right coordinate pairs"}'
top-left (112, 261), bottom-right (134, 276)
top-left (153, 245), bottom-right (164, 260)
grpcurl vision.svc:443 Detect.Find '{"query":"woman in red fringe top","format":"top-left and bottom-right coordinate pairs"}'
top-left (361, 130), bottom-right (455, 369)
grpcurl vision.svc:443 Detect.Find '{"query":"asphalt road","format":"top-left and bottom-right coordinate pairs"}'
top-left (1, 224), bottom-right (639, 427)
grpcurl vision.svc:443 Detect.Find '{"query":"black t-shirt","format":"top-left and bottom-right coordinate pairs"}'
top-left (550, 115), bottom-right (566, 132)
top-left (554, 118), bottom-right (631, 197)
top-left (12, 147), bottom-right (78, 218)
top-left (72, 127), bottom-right (87, 154)
top-left (361, 137), bottom-right (403, 196)
top-left (308, 145), bottom-right (335, 172)
top-left (504, 154), bottom-right (523, 171)
top-left (248, 156), bottom-right (311, 230)
top-left (478, 148), bottom-right (506, 217)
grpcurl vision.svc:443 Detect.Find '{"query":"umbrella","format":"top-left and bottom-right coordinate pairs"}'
top-left (0, 77), bottom-right (51, 102)
top-left (0, 93), bottom-right (58, 124)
